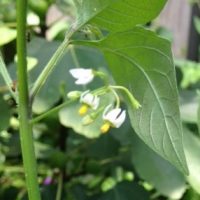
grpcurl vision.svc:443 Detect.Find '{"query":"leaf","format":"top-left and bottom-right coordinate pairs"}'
top-left (183, 127), bottom-right (200, 194)
top-left (175, 59), bottom-right (200, 88)
top-left (111, 120), bottom-right (186, 199)
top-left (0, 27), bottom-right (16, 46)
top-left (74, 0), bottom-right (167, 32)
top-left (73, 26), bottom-right (188, 174)
top-left (131, 132), bottom-right (186, 199)
top-left (179, 90), bottom-right (198, 123)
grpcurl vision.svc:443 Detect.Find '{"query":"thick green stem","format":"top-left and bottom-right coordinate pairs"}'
top-left (17, 0), bottom-right (41, 199)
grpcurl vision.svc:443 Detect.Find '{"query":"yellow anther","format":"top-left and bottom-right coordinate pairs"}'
top-left (100, 122), bottom-right (111, 134)
top-left (79, 104), bottom-right (89, 116)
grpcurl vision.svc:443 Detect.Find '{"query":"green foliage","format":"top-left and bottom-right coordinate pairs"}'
top-left (1, 0), bottom-right (199, 199)
top-left (0, 27), bottom-right (16, 46)
top-left (74, 0), bottom-right (166, 32)
top-left (83, 27), bottom-right (188, 174)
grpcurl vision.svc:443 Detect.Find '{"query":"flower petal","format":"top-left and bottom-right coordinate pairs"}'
top-left (113, 110), bottom-right (126, 128)
top-left (80, 91), bottom-right (100, 110)
top-left (103, 106), bottom-right (126, 128)
top-left (92, 96), bottom-right (100, 110)
top-left (103, 108), bottom-right (122, 122)
top-left (75, 75), bottom-right (94, 85)
top-left (69, 68), bottom-right (94, 85)
top-left (69, 68), bottom-right (88, 79)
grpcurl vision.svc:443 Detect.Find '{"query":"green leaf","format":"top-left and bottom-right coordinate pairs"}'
top-left (111, 120), bottom-right (186, 199)
top-left (74, 0), bottom-right (167, 32)
top-left (180, 90), bottom-right (198, 123)
top-left (0, 27), bottom-right (16, 46)
top-left (183, 128), bottom-right (200, 194)
top-left (183, 188), bottom-right (200, 200)
top-left (131, 132), bottom-right (186, 199)
top-left (175, 59), bottom-right (200, 88)
top-left (74, 26), bottom-right (188, 174)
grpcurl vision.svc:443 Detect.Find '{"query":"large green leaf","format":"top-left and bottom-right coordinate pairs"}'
top-left (73, 26), bottom-right (188, 174)
top-left (74, 0), bottom-right (167, 32)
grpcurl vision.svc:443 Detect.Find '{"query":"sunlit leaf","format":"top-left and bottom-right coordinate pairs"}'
top-left (74, 0), bottom-right (166, 33)
top-left (0, 27), bottom-right (16, 46)
top-left (74, 26), bottom-right (188, 174)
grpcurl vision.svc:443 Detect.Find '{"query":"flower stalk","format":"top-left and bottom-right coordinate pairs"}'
top-left (30, 30), bottom-right (73, 100)
top-left (17, 0), bottom-right (41, 199)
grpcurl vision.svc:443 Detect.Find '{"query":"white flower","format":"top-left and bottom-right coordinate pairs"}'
top-left (79, 91), bottom-right (100, 115)
top-left (69, 68), bottom-right (94, 85)
top-left (80, 91), bottom-right (100, 109)
top-left (101, 105), bottom-right (126, 133)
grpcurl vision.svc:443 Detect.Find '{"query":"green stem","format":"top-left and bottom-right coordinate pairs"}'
top-left (56, 173), bottom-right (63, 200)
top-left (30, 31), bottom-right (73, 99)
top-left (109, 88), bottom-right (120, 108)
top-left (70, 45), bottom-right (81, 68)
top-left (0, 52), bottom-right (17, 101)
top-left (110, 85), bottom-right (141, 109)
top-left (17, 0), bottom-right (41, 199)
top-left (30, 100), bottom-right (74, 124)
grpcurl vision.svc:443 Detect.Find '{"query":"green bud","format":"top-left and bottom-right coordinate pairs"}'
top-left (67, 91), bottom-right (81, 100)
top-left (82, 115), bottom-right (94, 125)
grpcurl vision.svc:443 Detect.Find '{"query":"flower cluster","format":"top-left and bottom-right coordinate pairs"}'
top-left (68, 68), bottom-right (141, 134)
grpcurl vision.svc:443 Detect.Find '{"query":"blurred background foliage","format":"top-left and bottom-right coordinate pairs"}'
top-left (1, 0), bottom-right (200, 199)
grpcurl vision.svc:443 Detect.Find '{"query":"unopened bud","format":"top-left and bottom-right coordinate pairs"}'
top-left (67, 91), bottom-right (81, 100)
top-left (82, 115), bottom-right (94, 125)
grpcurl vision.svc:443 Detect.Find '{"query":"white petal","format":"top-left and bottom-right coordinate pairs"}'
top-left (104, 108), bottom-right (121, 122)
top-left (103, 107), bottom-right (126, 128)
top-left (69, 68), bottom-right (86, 79)
top-left (113, 110), bottom-right (126, 128)
top-left (92, 96), bottom-right (100, 110)
top-left (80, 91), bottom-right (100, 109)
top-left (75, 75), bottom-right (94, 85)
top-left (80, 92), bottom-right (93, 104)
